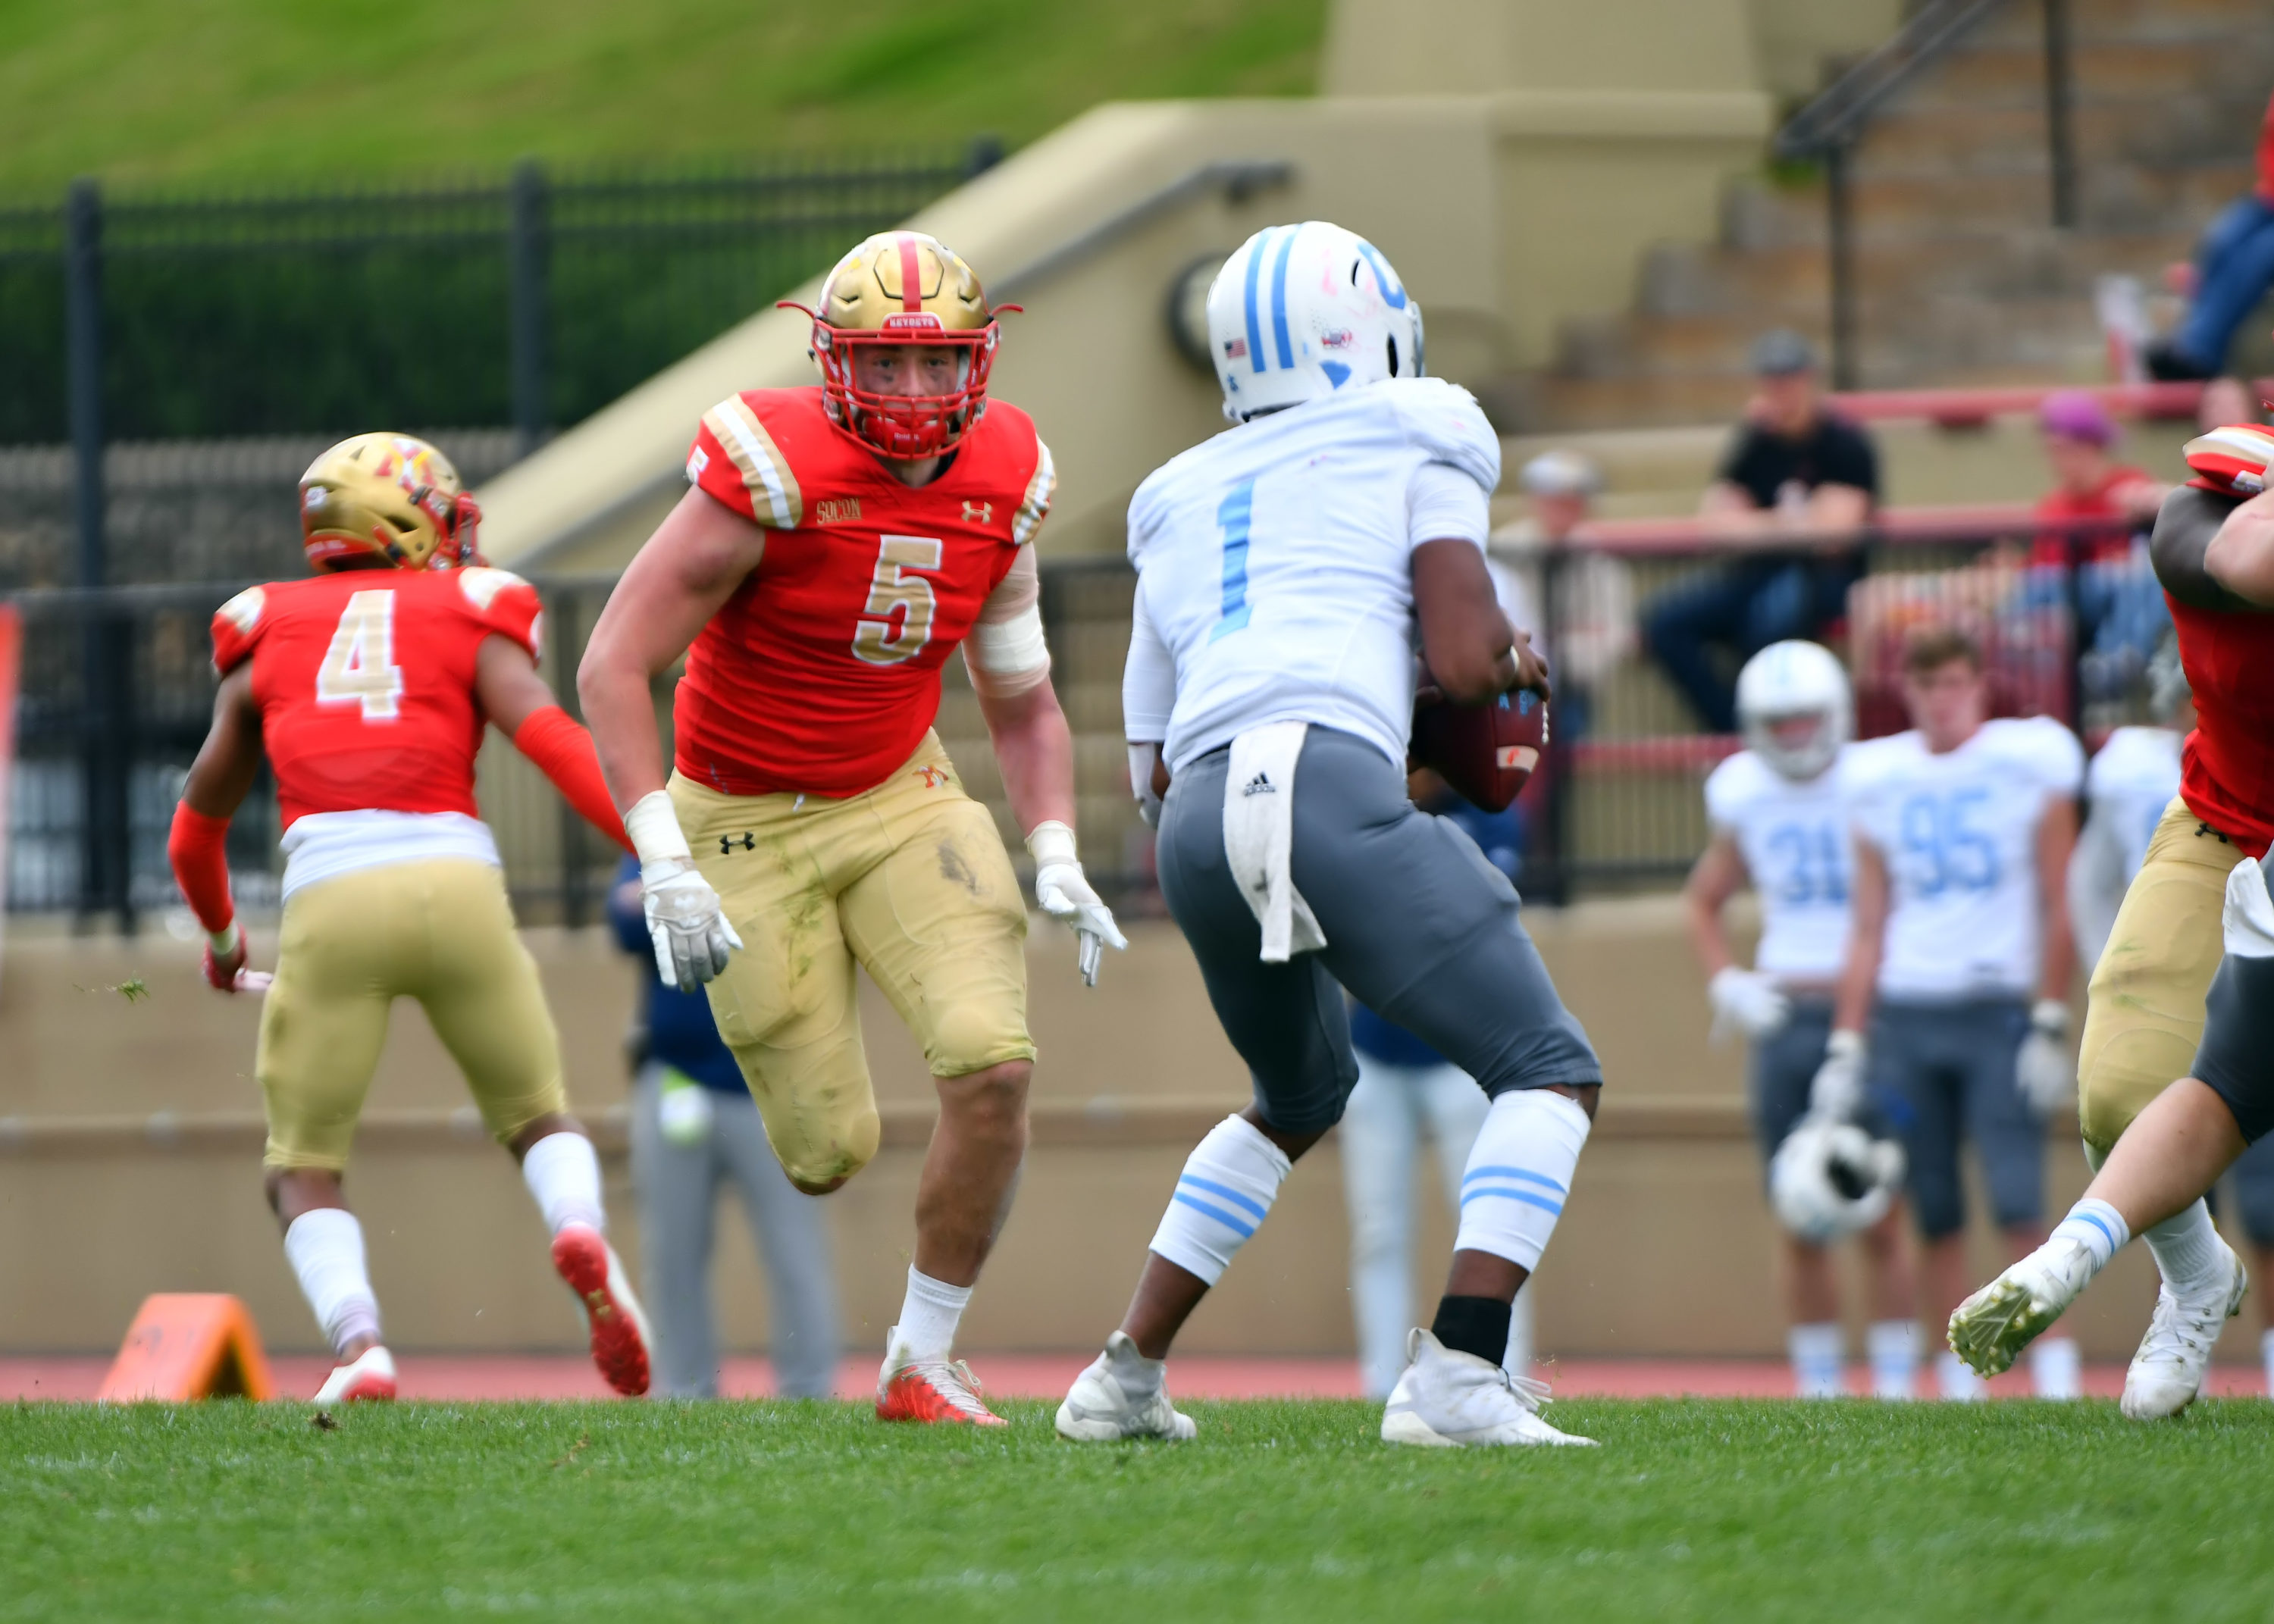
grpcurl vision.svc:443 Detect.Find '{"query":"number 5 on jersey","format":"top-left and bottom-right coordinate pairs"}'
top-left (853, 535), bottom-right (941, 665)
top-left (316, 590), bottom-right (405, 721)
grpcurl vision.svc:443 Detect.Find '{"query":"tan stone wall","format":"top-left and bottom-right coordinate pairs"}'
top-left (0, 904), bottom-right (2216, 1364)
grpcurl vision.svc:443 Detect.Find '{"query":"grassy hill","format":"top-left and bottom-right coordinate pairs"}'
top-left (0, 0), bottom-right (1325, 194)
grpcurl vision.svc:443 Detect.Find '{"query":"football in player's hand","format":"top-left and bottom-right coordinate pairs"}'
top-left (1409, 681), bottom-right (1549, 812)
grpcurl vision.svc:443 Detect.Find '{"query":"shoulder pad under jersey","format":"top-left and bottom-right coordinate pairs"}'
top-left (210, 584), bottom-right (271, 675)
top-left (1382, 377), bottom-right (1500, 496)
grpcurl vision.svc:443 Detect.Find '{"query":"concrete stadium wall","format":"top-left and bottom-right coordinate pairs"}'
top-left (0, 906), bottom-right (2224, 1366)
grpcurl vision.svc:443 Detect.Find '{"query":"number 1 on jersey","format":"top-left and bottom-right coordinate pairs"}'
top-left (316, 590), bottom-right (405, 721)
top-left (1211, 479), bottom-right (1256, 641)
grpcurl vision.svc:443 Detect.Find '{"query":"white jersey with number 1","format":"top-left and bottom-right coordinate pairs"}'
top-left (1120, 376), bottom-right (1500, 771)
top-left (1844, 716), bottom-right (2085, 1000)
top-left (1702, 747), bottom-right (1853, 983)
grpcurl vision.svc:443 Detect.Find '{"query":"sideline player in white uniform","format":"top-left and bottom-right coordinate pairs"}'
top-left (1055, 221), bottom-right (1603, 1447)
top-left (1684, 641), bottom-right (1917, 1399)
top-left (1814, 627), bottom-right (2084, 1399)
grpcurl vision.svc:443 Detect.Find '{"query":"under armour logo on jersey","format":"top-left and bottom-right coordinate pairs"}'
top-left (963, 500), bottom-right (993, 525)
top-left (914, 765), bottom-right (948, 789)
top-left (1242, 772), bottom-right (1274, 796)
top-left (719, 833), bottom-right (755, 854)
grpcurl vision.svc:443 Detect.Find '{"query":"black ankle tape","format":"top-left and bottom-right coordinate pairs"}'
top-left (1430, 1295), bottom-right (1512, 1365)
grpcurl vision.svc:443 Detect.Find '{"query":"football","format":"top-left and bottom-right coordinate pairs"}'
top-left (1409, 681), bottom-right (1549, 812)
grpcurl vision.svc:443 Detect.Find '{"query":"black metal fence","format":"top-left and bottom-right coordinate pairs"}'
top-left (2, 515), bottom-right (2174, 928)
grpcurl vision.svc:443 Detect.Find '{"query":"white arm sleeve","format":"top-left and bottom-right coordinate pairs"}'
top-left (961, 547), bottom-right (1052, 699)
top-left (1122, 588), bottom-right (1176, 746)
top-left (1406, 460), bottom-right (1492, 554)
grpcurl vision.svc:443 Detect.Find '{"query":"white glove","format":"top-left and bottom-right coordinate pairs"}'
top-left (1808, 1029), bottom-right (1868, 1123)
top-left (1027, 820), bottom-right (1128, 987)
top-left (1709, 965), bottom-right (1791, 1041)
top-left (625, 790), bottom-right (744, 993)
top-left (2016, 999), bottom-right (2076, 1117)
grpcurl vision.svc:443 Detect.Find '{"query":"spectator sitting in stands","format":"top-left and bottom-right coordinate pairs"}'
top-left (2146, 89), bottom-right (2274, 381)
top-left (2030, 390), bottom-right (2164, 566)
top-left (1642, 330), bottom-right (1878, 732)
top-left (1488, 449), bottom-right (1634, 740)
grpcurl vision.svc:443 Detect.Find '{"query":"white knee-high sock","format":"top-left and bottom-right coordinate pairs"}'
top-left (894, 1266), bottom-right (972, 1362)
top-left (283, 1209), bottom-right (382, 1358)
top-left (2030, 1335), bottom-right (2082, 1399)
top-left (1937, 1349), bottom-right (1984, 1401)
top-left (1790, 1322), bottom-right (1844, 1398)
top-left (522, 1131), bottom-right (606, 1235)
top-left (1867, 1319), bottom-right (1918, 1400)
top-left (1148, 1115), bottom-right (1292, 1285)
top-left (1452, 1089), bottom-right (1592, 1270)
top-left (2141, 1199), bottom-right (2224, 1295)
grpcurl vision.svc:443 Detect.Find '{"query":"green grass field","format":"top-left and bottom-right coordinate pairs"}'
top-left (7, 1397), bottom-right (2272, 1621)
top-left (0, 0), bottom-right (1325, 192)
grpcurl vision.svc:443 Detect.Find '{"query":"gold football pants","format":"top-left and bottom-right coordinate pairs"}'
top-left (2077, 798), bottom-right (2247, 1156)
top-left (671, 731), bottom-right (1033, 1192)
top-left (257, 858), bottom-right (568, 1171)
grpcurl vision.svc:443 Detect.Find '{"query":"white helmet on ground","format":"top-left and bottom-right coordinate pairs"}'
top-left (1768, 1119), bottom-right (1906, 1244)
top-left (1204, 221), bottom-right (1425, 423)
top-left (1735, 640), bottom-right (1853, 781)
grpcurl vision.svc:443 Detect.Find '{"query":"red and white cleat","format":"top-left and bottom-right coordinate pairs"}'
top-left (312, 1345), bottom-right (397, 1406)
top-left (876, 1333), bottom-right (1007, 1426)
top-left (550, 1223), bottom-right (653, 1397)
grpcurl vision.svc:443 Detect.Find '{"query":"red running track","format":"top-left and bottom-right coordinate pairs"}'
top-left (2, 1353), bottom-right (2266, 1403)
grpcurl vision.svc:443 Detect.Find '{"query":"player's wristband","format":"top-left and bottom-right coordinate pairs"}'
top-left (2030, 1000), bottom-right (2070, 1037)
top-left (1026, 820), bottom-right (1078, 868)
top-left (624, 790), bottom-right (692, 867)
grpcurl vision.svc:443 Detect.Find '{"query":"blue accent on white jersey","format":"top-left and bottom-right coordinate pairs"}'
top-left (1705, 747), bottom-right (1854, 981)
top-left (1845, 717), bottom-right (2084, 999)
top-left (1126, 377), bottom-right (1499, 772)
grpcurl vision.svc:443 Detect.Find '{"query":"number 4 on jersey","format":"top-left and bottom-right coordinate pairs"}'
top-left (316, 590), bottom-right (405, 721)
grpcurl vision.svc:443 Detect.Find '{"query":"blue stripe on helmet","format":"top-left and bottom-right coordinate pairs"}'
top-left (1270, 227), bottom-right (1297, 370)
top-left (1355, 241), bottom-right (1408, 311)
top-left (1242, 230), bottom-right (1270, 374)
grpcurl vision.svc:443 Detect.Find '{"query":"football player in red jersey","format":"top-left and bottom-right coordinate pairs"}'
top-left (578, 231), bottom-right (1124, 1426)
top-left (1948, 421), bottom-right (2274, 1414)
top-left (168, 433), bottom-right (654, 1404)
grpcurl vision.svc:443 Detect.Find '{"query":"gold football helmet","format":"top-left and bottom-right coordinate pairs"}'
top-left (781, 231), bottom-right (1013, 458)
top-left (298, 433), bottom-right (483, 571)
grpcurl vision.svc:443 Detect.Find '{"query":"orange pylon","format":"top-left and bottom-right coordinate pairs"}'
top-left (96, 1294), bottom-right (276, 1401)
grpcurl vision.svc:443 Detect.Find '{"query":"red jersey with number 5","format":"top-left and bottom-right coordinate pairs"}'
top-left (677, 386), bottom-right (1054, 796)
top-left (209, 567), bottom-right (544, 828)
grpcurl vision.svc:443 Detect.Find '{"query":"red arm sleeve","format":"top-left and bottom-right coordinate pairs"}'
top-left (168, 802), bottom-right (235, 933)
top-left (511, 705), bottom-right (632, 853)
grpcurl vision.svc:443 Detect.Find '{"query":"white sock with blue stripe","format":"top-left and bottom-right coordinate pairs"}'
top-left (1452, 1089), bottom-right (1593, 1271)
top-left (1147, 1114), bottom-right (1291, 1286)
top-left (2051, 1196), bottom-right (2129, 1275)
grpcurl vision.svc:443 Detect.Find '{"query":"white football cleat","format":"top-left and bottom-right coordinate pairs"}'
top-left (1947, 1236), bottom-right (2099, 1378)
top-left (551, 1223), bottom-right (653, 1397)
top-left (1381, 1328), bottom-right (1596, 1447)
top-left (1055, 1331), bottom-right (1197, 1442)
top-left (312, 1345), bottom-right (397, 1406)
top-left (2122, 1240), bottom-right (2247, 1421)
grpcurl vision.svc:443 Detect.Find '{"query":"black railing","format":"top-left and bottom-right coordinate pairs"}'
top-left (1774, 0), bottom-right (2076, 390)
top-left (0, 146), bottom-right (995, 599)
top-left (4, 513), bottom-right (2174, 929)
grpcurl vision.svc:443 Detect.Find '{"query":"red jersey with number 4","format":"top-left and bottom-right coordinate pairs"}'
top-left (210, 567), bottom-right (544, 828)
top-left (678, 386), bottom-right (1054, 796)
top-left (2169, 592), bottom-right (2274, 852)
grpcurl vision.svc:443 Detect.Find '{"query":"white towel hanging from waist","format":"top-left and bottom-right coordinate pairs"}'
top-left (1223, 721), bottom-right (1327, 963)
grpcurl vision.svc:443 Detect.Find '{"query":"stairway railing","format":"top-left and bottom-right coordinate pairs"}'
top-left (1774, 0), bottom-right (2078, 389)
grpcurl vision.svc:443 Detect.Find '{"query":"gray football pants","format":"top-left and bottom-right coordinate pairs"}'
top-left (1156, 726), bottom-right (1602, 1134)
top-left (628, 1066), bottom-right (841, 1398)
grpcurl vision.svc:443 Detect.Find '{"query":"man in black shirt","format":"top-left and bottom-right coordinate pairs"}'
top-left (1643, 330), bottom-right (1879, 731)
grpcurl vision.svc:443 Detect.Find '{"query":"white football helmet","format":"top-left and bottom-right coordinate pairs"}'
top-left (1768, 1119), bottom-right (1906, 1244)
top-left (1735, 640), bottom-right (1853, 781)
top-left (1204, 221), bottom-right (1425, 423)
